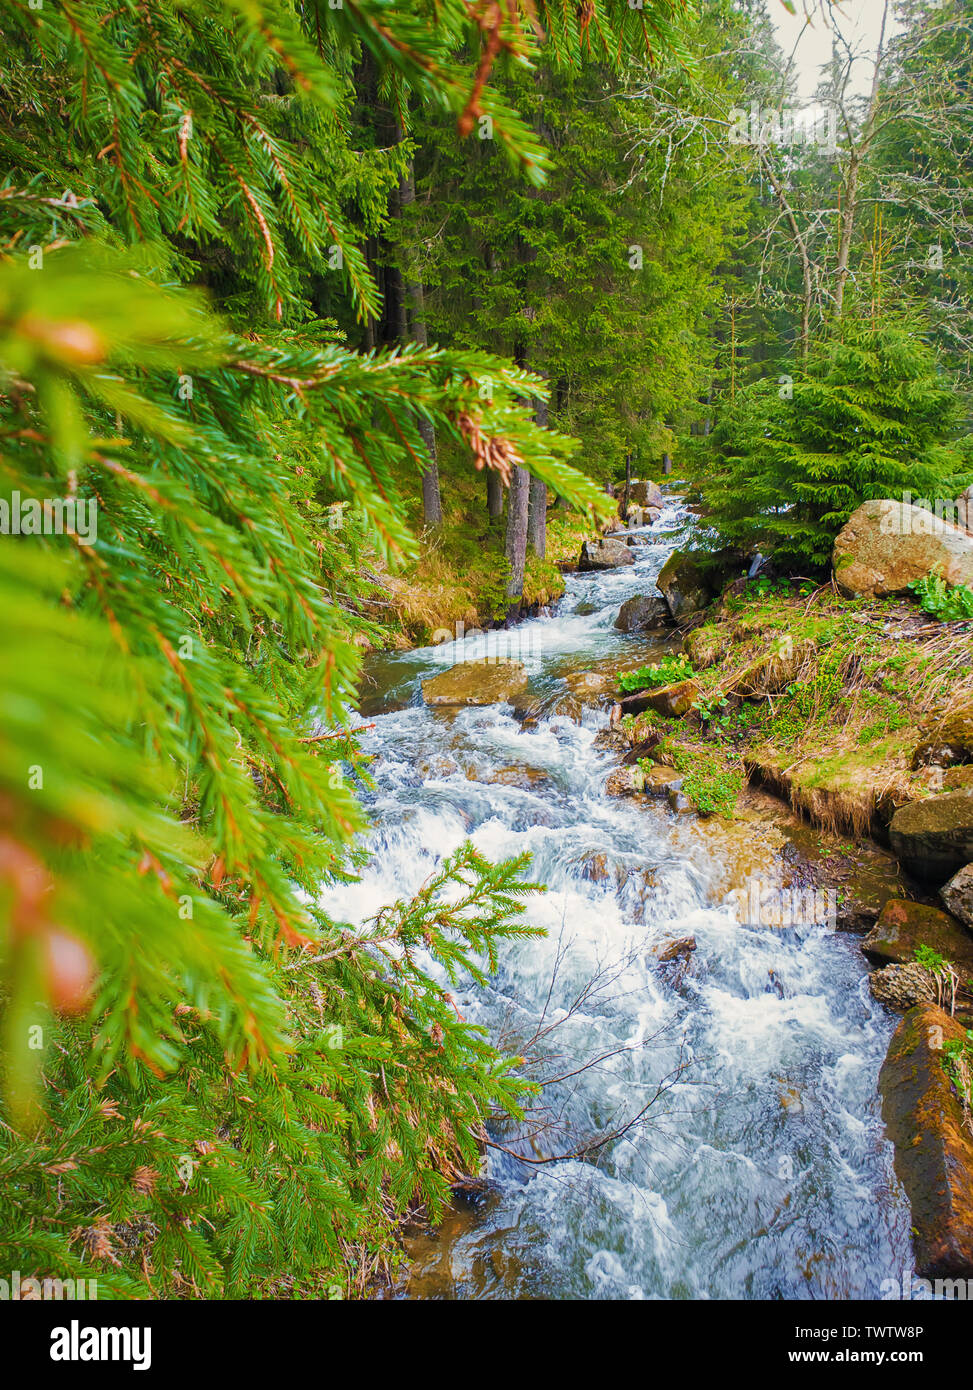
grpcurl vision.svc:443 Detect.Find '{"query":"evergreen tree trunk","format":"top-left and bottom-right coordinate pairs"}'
top-left (622, 452), bottom-right (632, 521)
top-left (398, 125), bottom-right (442, 528)
top-left (487, 470), bottom-right (504, 523)
top-left (527, 395), bottom-right (548, 559)
top-left (504, 465), bottom-right (531, 622)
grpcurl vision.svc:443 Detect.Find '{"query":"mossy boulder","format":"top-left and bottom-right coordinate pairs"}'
top-left (628, 479), bottom-right (665, 510)
top-left (941, 865), bottom-right (973, 931)
top-left (945, 766), bottom-right (973, 793)
top-left (614, 595), bottom-right (670, 633)
top-left (421, 659), bottom-right (529, 707)
top-left (889, 793), bottom-right (973, 883)
top-left (879, 1004), bottom-right (973, 1277)
top-left (912, 703), bottom-right (973, 769)
top-left (642, 679), bottom-right (700, 719)
top-left (656, 550), bottom-right (712, 621)
top-left (833, 499), bottom-right (973, 598)
top-left (578, 537), bottom-right (635, 571)
top-left (861, 898), bottom-right (973, 973)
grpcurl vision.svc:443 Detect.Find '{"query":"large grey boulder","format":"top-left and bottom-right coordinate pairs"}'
top-left (832, 499), bottom-right (973, 598)
top-left (615, 595), bottom-right (670, 632)
top-left (579, 537), bottom-right (635, 572)
top-left (629, 479), bottom-right (665, 510)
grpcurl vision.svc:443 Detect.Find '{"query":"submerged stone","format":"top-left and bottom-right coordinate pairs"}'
top-left (421, 659), bottom-right (529, 707)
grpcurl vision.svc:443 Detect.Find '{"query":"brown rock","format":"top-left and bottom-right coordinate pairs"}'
top-left (912, 703), bottom-right (973, 769)
top-left (879, 1004), bottom-right (973, 1276)
top-left (605, 763), bottom-right (684, 798)
top-left (833, 499), bottom-right (973, 598)
top-left (642, 679), bottom-right (700, 719)
top-left (889, 793), bottom-right (973, 883)
top-left (628, 479), bottom-right (665, 510)
top-left (655, 936), bottom-right (696, 965)
top-left (862, 898), bottom-right (973, 974)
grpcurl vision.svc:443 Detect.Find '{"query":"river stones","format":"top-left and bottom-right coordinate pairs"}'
top-left (832, 500), bottom-right (973, 598)
top-left (879, 1003), bottom-right (973, 1277)
top-left (578, 537), bottom-right (635, 571)
top-left (889, 793), bottom-right (973, 883)
top-left (562, 670), bottom-right (614, 702)
top-left (605, 763), bottom-right (683, 798)
top-left (614, 595), bottom-right (670, 633)
top-left (861, 898), bottom-right (973, 974)
top-left (421, 659), bottom-right (529, 707)
top-left (869, 961), bottom-right (938, 1012)
top-left (941, 864), bottom-right (973, 930)
top-left (656, 550), bottom-right (712, 621)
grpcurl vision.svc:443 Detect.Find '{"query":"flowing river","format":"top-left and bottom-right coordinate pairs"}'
top-left (318, 498), bottom-right (914, 1300)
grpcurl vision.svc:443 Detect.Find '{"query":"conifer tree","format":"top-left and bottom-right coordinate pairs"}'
top-left (0, 0), bottom-right (654, 1296)
top-left (697, 318), bottom-right (971, 568)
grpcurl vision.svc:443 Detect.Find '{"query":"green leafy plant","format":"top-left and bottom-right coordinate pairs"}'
top-left (618, 653), bottom-right (695, 694)
top-left (909, 574), bottom-right (973, 623)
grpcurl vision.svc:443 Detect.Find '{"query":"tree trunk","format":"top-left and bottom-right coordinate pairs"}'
top-left (622, 453), bottom-right (632, 521)
top-left (487, 470), bottom-right (503, 523)
top-left (835, 3), bottom-right (889, 319)
top-left (527, 395), bottom-right (548, 559)
top-left (504, 466), bottom-right (530, 622)
top-left (398, 126), bottom-right (442, 528)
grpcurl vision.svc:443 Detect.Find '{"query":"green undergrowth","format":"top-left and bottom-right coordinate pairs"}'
top-left (364, 447), bottom-right (576, 645)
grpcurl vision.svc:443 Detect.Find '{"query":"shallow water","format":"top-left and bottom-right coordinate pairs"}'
top-left (319, 502), bottom-right (913, 1300)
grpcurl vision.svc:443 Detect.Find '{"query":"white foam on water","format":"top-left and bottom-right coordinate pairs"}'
top-left (320, 498), bottom-right (913, 1299)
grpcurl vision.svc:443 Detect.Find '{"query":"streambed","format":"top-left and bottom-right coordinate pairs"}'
top-left (319, 501), bottom-right (914, 1300)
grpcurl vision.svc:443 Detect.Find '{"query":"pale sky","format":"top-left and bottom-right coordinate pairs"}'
top-left (764, 0), bottom-right (905, 100)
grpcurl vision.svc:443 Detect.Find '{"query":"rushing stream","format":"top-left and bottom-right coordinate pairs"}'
top-left (318, 499), bottom-right (914, 1300)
